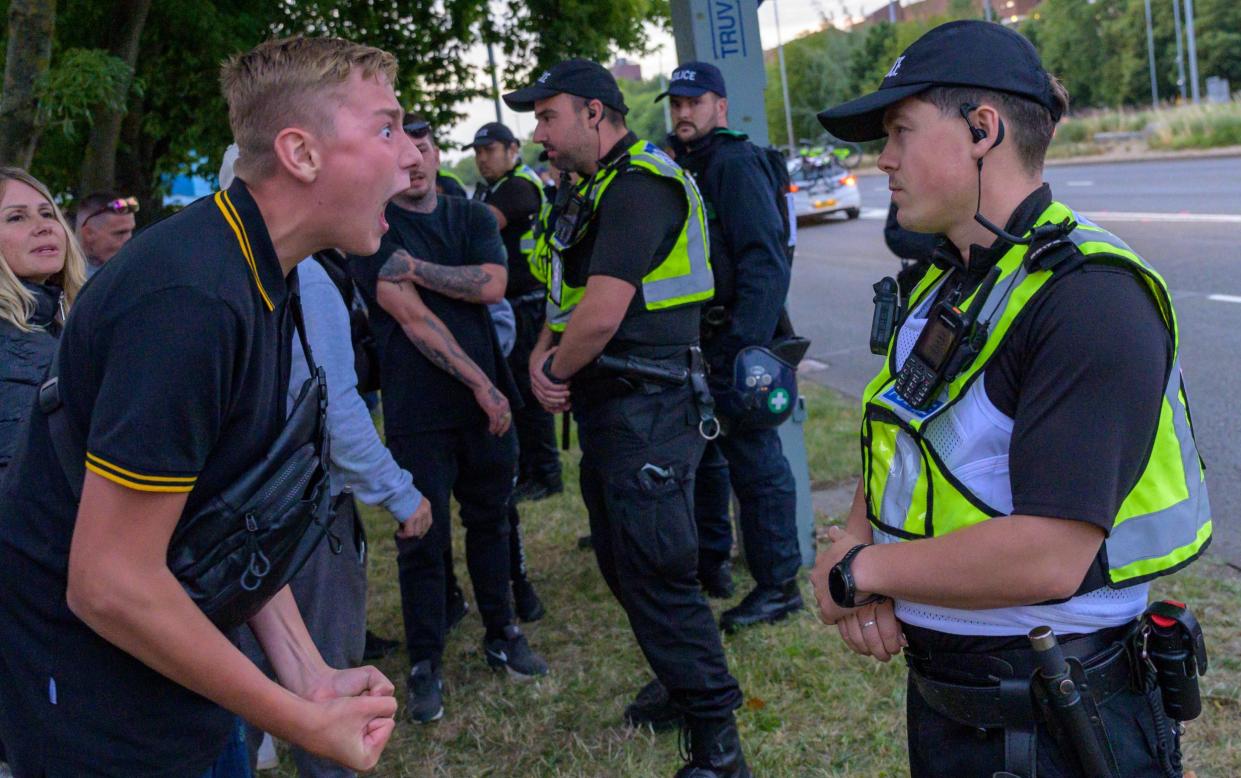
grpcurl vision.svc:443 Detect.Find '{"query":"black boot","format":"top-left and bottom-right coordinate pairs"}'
top-left (698, 559), bottom-right (735, 599)
top-left (673, 716), bottom-right (751, 778)
top-left (719, 579), bottom-right (803, 633)
top-left (623, 678), bottom-right (683, 732)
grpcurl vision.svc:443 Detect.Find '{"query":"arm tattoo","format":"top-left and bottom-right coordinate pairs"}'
top-left (378, 249), bottom-right (417, 284)
top-left (403, 313), bottom-right (486, 390)
top-left (411, 260), bottom-right (494, 303)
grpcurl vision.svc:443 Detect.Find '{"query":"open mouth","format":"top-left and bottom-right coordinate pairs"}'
top-left (30, 244), bottom-right (60, 257)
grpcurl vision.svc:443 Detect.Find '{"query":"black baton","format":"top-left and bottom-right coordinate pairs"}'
top-left (1028, 626), bottom-right (1119, 778)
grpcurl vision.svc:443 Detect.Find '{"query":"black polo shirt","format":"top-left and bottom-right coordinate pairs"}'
top-left (560, 132), bottom-right (699, 361)
top-left (350, 196), bottom-right (519, 436)
top-left (0, 179), bottom-right (295, 776)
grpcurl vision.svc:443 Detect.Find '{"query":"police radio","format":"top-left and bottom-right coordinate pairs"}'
top-left (893, 265), bottom-right (1000, 410)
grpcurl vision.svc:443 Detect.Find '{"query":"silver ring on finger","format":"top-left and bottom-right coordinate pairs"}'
top-left (862, 620), bottom-right (877, 628)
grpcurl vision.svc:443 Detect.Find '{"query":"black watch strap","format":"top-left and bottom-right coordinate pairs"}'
top-left (542, 354), bottom-right (569, 385)
top-left (830, 543), bottom-right (883, 608)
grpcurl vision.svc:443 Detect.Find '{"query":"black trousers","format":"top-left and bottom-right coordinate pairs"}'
top-left (694, 425), bottom-right (800, 587)
top-left (388, 425), bottom-right (517, 666)
top-left (507, 295), bottom-right (562, 485)
top-left (576, 385), bottom-right (742, 721)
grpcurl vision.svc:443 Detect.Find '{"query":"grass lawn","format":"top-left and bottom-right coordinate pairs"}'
top-left (275, 383), bottom-right (1241, 777)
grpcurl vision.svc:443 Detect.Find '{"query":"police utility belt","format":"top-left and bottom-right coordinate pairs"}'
top-left (582, 347), bottom-right (719, 439)
top-left (906, 600), bottom-right (1208, 778)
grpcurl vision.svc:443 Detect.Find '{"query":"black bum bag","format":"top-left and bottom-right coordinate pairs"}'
top-left (41, 291), bottom-right (332, 632)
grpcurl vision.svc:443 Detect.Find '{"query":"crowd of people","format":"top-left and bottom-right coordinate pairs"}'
top-left (0, 19), bottom-right (1214, 778)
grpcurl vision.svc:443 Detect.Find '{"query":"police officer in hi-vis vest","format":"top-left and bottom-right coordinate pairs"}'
top-left (505, 59), bottom-right (750, 778)
top-left (810, 21), bottom-right (1211, 778)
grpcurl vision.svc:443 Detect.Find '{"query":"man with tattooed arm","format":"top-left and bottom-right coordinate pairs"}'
top-left (348, 115), bottom-right (549, 725)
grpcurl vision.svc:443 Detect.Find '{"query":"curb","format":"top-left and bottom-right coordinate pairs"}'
top-left (850, 145), bottom-right (1241, 177)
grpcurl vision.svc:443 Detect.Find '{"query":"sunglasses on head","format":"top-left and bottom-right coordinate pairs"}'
top-left (403, 121), bottom-right (432, 139)
top-left (82, 196), bottom-right (139, 226)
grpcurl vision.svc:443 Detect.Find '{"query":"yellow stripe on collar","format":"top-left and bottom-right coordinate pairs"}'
top-left (213, 191), bottom-right (274, 312)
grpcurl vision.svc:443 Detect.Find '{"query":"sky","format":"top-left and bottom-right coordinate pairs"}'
top-left (442, 0), bottom-right (898, 159)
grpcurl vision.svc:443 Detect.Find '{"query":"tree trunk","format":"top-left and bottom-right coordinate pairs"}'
top-left (0, 0), bottom-right (58, 168)
top-left (78, 0), bottom-right (151, 195)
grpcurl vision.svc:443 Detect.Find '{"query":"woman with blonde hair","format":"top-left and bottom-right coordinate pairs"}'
top-left (0, 166), bottom-right (86, 476)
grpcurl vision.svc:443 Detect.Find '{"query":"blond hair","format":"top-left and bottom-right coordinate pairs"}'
top-left (220, 36), bottom-right (399, 182)
top-left (0, 168), bottom-right (86, 333)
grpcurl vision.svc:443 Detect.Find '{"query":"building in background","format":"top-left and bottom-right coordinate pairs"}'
top-left (610, 57), bottom-right (643, 82)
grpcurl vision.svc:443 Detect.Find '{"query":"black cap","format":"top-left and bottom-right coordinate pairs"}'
top-left (655, 61), bottom-right (727, 101)
top-left (503, 58), bottom-right (629, 115)
top-left (465, 121), bottom-right (518, 150)
top-left (817, 21), bottom-right (1062, 142)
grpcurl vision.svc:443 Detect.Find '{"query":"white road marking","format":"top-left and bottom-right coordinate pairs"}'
top-left (1207, 294), bottom-right (1241, 304)
top-left (850, 207), bottom-right (1240, 225)
top-left (1066, 180), bottom-right (1094, 186)
top-left (801, 358), bottom-right (829, 372)
top-left (1084, 211), bottom-right (1241, 224)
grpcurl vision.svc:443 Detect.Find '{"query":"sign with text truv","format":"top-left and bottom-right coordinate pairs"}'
top-left (670, 0), bottom-right (769, 146)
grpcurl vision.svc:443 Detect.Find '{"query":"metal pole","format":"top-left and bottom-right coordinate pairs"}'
top-left (983, 0), bottom-right (993, 22)
top-left (1144, 0), bottom-right (1159, 108)
top-left (1183, 0), bottom-right (1200, 103)
top-left (659, 75), bottom-right (673, 135)
top-left (774, 0), bottom-right (795, 154)
top-left (1172, 0), bottom-right (1187, 101)
top-left (487, 41), bottom-right (503, 123)
top-left (888, 0), bottom-right (896, 23)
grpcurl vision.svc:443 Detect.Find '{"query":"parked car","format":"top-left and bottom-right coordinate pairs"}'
top-left (788, 158), bottom-right (860, 222)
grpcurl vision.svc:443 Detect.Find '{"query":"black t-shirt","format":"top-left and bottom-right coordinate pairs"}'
top-left (479, 169), bottom-right (543, 297)
top-left (928, 185), bottom-right (1170, 534)
top-left (560, 134), bottom-right (699, 360)
top-left (0, 180), bottom-right (295, 775)
top-left (350, 196), bottom-right (518, 436)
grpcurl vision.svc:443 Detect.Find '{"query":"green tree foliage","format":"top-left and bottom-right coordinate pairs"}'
top-left (35, 47), bottom-right (135, 140)
top-left (1, 0), bottom-right (668, 212)
top-left (1026, 0), bottom-right (1241, 109)
top-left (764, 27), bottom-right (861, 149)
top-left (618, 75), bottom-right (670, 146)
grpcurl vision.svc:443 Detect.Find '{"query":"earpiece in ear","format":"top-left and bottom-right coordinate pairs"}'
top-left (959, 102), bottom-right (987, 144)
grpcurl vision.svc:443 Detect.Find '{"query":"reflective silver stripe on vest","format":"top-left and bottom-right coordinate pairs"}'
top-left (1105, 377), bottom-right (1210, 576)
top-left (631, 147), bottom-right (713, 306)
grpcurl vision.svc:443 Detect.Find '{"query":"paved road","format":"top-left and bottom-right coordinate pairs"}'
top-left (789, 156), bottom-right (1241, 568)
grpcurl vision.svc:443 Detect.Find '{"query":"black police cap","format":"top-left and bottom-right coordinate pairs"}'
top-left (465, 121), bottom-right (518, 150)
top-left (655, 61), bottom-right (727, 101)
top-left (818, 20), bottom-right (1062, 142)
top-left (503, 59), bottom-right (629, 115)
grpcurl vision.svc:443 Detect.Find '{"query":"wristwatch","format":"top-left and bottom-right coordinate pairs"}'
top-left (542, 354), bottom-right (569, 385)
top-left (828, 543), bottom-right (884, 608)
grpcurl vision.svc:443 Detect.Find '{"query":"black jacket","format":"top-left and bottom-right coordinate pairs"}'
top-left (671, 129), bottom-right (790, 372)
top-left (0, 280), bottom-right (62, 471)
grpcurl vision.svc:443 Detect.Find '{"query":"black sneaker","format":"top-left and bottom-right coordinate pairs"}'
top-left (362, 629), bottom-right (400, 661)
top-left (623, 677), bottom-right (683, 732)
top-left (484, 625), bottom-right (549, 680)
top-left (446, 583), bottom-right (470, 632)
top-left (513, 579), bottom-right (545, 623)
top-left (406, 660), bottom-right (443, 723)
top-left (699, 560), bottom-right (735, 599)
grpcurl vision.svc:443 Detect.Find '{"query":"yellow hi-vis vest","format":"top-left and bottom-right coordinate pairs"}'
top-left (532, 139), bottom-right (713, 333)
top-left (862, 200), bottom-right (1211, 589)
top-left (480, 163), bottom-right (547, 277)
